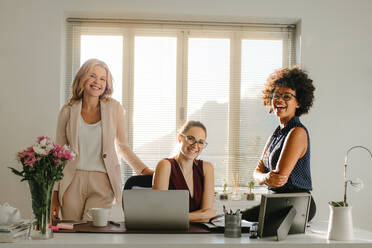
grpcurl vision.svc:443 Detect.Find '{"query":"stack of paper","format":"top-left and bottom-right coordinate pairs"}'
top-left (0, 221), bottom-right (31, 243)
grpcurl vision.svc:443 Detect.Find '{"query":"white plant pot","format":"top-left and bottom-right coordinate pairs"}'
top-left (327, 205), bottom-right (353, 241)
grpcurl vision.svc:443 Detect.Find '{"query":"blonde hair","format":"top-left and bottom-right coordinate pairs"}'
top-left (68, 58), bottom-right (113, 105)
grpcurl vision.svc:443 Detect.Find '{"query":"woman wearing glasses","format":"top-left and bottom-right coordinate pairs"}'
top-left (243, 67), bottom-right (317, 222)
top-left (153, 120), bottom-right (217, 222)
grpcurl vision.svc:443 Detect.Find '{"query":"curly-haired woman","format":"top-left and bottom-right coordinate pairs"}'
top-left (242, 66), bottom-right (316, 222)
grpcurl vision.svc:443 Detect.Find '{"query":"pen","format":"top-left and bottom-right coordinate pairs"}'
top-left (223, 205), bottom-right (228, 215)
top-left (74, 221), bottom-right (87, 226)
top-left (109, 221), bottom-right (121, 226)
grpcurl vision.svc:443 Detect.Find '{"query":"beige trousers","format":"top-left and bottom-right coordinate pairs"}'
top-left (61, 170), bottom-right (115, 220)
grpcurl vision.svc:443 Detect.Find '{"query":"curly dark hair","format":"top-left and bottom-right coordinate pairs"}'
top-left (262, 66), bottom-right (315, 116)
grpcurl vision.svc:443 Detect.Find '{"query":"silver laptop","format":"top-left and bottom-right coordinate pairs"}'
top-left (122, 189), bottom-right (189, 230)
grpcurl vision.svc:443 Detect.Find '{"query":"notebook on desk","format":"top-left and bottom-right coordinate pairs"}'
top-left (122, 189), bottom-right (189, 230)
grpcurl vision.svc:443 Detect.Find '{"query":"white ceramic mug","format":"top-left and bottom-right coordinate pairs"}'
top-left (87, 208), bottom-right (110, 227)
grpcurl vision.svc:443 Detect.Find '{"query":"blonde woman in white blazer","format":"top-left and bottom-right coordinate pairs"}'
top-left (51, 59), bottom-right (153, 221)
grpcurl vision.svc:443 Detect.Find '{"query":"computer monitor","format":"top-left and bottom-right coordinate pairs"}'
top-left (258, 192), bottom-right (311, 241)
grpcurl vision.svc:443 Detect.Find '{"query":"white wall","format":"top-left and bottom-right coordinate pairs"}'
top-left (1, 0), bottom-right (371, 231)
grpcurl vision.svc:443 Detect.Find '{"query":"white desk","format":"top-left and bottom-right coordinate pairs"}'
top-left (1, 222), bottom-right (372, 248)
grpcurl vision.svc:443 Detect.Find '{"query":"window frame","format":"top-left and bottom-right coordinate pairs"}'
top-left (65, 19), bottom-right (296, 187)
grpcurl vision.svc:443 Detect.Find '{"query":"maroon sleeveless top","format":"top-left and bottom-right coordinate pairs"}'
top-left (166, 158), bottom-right (204, 212)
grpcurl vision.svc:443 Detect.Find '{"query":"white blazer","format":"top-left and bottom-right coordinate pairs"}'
top-left (55, 98), bottom-right (146, 204)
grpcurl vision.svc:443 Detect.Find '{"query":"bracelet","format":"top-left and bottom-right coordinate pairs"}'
top-left (140, 167), bottom-right (148, 175)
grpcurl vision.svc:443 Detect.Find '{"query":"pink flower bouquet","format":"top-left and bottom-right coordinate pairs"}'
top-left (9, 136), bottom-right (75, 238)
top-left (10, 136), bottom-right (74, 181)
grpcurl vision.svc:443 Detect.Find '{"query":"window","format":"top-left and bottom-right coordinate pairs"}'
top-left (133, 36), bottom-right (177, 166)
top-left (186, 37), bottom-right (230, 187)
top-left (66, 19), bottom-right (296, 188)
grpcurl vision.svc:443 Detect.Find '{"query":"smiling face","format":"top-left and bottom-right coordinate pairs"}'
top-left (178, 126), bottom-right (206, 160)
top-left (271, 86), bottom-right (299, 125)
top-left (83, 65), bottom-right (107, 98)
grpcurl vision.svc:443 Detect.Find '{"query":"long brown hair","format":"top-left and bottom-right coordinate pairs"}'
top-left (178, 120), bottom-right (207, 137)
top-left (176, 120), bottom-right (207, 163)
top-left (68, 58), bottom-right (113, 105)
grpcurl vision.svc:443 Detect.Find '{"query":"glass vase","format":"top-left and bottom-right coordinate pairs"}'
top-left (28, 180), bottom-right (55, 239)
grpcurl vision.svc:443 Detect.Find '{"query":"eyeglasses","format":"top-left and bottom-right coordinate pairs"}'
top-left (271, 92), bottom-right (296, 101)
top-left (180, 133), bottom-right (208, 148)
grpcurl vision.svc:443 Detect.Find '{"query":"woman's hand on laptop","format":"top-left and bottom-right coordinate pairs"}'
top-left (189, 208), bottom-right (217, 223)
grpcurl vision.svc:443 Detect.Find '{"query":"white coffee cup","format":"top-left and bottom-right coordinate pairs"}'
top-left (87, 208), bottom-right (110, 227)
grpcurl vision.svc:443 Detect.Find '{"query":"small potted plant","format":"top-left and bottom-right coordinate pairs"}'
top-left (328, 145), bottom-right (371, 241)
top-left (246, 180), bottom-right (255, 200)
top-left (329, 178), bottom-right (363, 207)
top-left (220, 181), bottom-right (228, 200)
top-left (328, 178), bottom-right (363, 241)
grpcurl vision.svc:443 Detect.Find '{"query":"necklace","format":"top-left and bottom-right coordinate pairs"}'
top-left (182, 168), bottom-right (193, 181)
top-left (175, 158), bottom-right (193, 181)
top-left (175, 158), bottom-right (194, 197)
